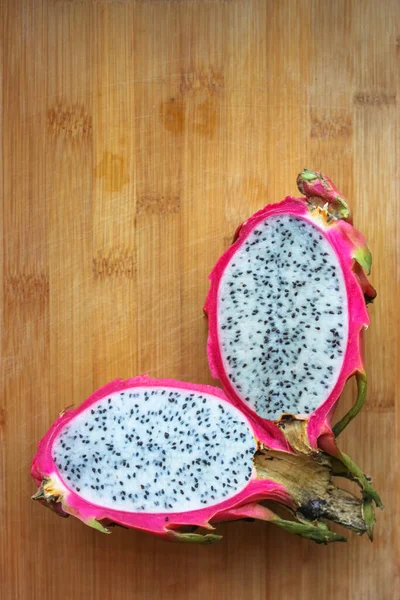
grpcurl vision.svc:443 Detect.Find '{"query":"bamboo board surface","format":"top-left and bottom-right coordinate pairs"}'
top-left (1, 1), bottom-right (399, 598)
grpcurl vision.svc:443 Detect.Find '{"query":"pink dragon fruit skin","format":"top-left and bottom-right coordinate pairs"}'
top-left (31, 376), bottom-right (368, 543)
top-left (205, 170), bottom-right (376, 452)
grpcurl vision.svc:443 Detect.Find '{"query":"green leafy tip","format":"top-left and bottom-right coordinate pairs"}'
top-left (167, 531), bottom-right (223, 544)
top-left (299, 168), bottom-right (318, 182)
top-left (273, 517), bottom-right (347, 544)
top-left (354, 246), bottom-right (372, 275)
top-left (362, 497), bottom-right (376, 541)
top-left (86, 519), bottom-right (111, 534)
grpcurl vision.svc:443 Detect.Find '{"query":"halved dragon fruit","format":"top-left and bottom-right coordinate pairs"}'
top-left (205, 170), bottom-right (376, 447)
top-left (205, 170), bottom-right (382, 520)
top-left (32, 376), bottom-right (371, 544)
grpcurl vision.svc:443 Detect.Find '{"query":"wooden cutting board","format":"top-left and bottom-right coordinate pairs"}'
top-left (1, 1), bottom-right (398, 598)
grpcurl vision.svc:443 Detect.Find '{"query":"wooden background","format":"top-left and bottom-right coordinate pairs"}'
top-left (1, 1), bottom-right (399, 598)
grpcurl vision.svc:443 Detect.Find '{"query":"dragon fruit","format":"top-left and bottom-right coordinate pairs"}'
top-left (32, 376), bottom-right (371, 544)
top-left (204, 170), bottom-right (382, 518)
top-left (206, 170), bottom-right (374, 441)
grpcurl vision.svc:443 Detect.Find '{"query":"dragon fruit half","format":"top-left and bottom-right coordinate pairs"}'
top-left (205, 170), bottom-right (376, 443)
top-left (205, 170), bottom-right (382, 520)
top-left (32, 376), bottom-right (372, 544)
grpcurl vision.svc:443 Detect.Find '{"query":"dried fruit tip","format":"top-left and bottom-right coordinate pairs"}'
top-left (297, 168), bottom-right (352, 222)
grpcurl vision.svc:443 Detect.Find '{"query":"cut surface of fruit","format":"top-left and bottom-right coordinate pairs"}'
top-left (52, 385), bottom-right (256, 513)
top-left (216, 213), bottom-right (348, 419)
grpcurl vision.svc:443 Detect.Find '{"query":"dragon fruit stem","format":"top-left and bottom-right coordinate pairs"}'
top-left (339, 453), bottom-right (383, 508)
top-left (336, 451), bottom-right (383, 542)
top-left (322, 450), bottom-right (381, 542)
top-left (333, 372), bottom-right (367, 437)
top-left (297, 168), bottom-right (352, 222)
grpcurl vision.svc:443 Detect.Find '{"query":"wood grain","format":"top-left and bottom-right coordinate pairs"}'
top-left (1, 1), bottom-right (399, 598)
